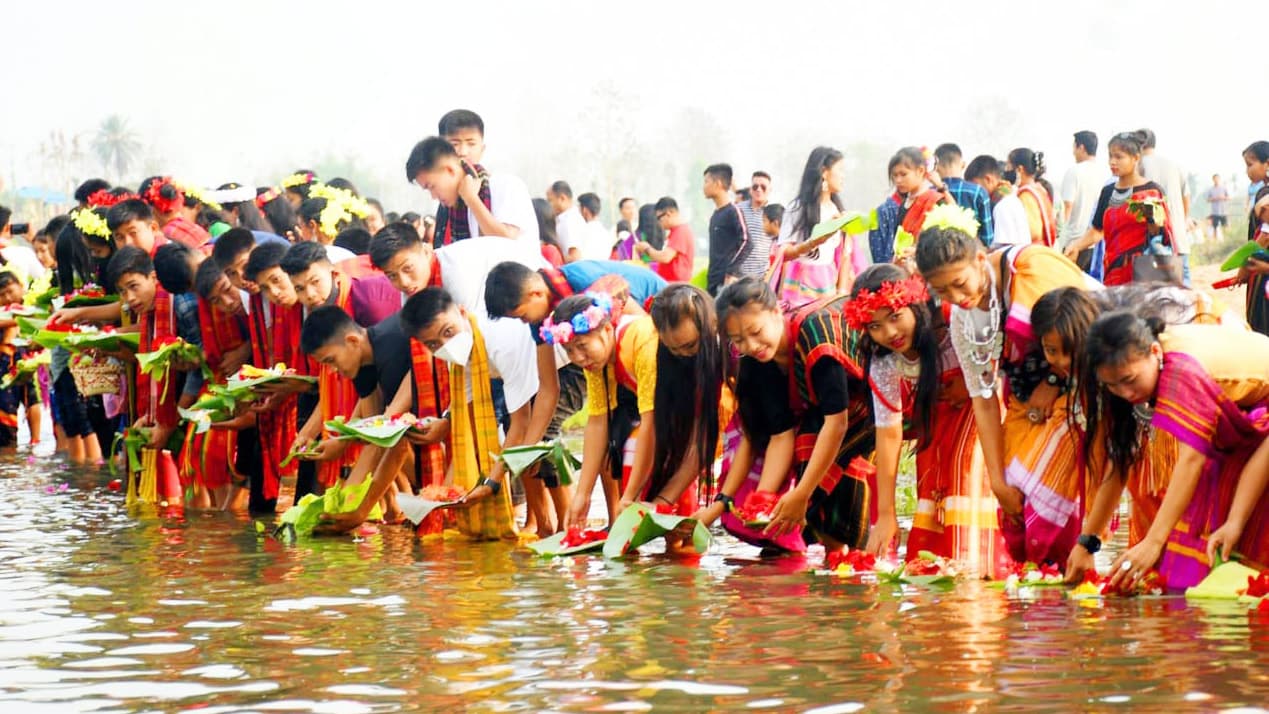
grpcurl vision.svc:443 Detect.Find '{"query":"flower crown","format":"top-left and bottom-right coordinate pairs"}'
top-left (308, 183), bottom-right (371, 238)
top-left (71, 208), bottom-right (112, 241)
top-left (844, 276), bottom-right (930, 331)
top-left (539, 292), bottom-right (614, 346)
top-left (921, 203), bottom-right (980, 238)
top-left (142, 176), bottom-right (184, 215)
top-left (281, 172), bottom-right (316, 189)
top-left (85, 189), bottom-right (135, 209)
top-left (175, 182), bottom-right (222, 212)
top-left (255, 186), bottom-right (284, 209)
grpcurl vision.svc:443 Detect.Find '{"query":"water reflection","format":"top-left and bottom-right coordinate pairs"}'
top-left (0, 457), bottom-right (1265, 712)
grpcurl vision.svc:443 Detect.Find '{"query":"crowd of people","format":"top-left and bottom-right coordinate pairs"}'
top-left (2, 107), bottom-right (1268, 591)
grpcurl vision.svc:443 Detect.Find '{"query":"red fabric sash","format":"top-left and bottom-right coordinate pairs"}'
top-left (896, 189), bottom-right (944, 240)
top-left (181, 297), bottom-right (250, 491)
top-left (410, 338), bottom-right (450, 487)
top-left (248, 294), bottom-right (297, 499)
top-left (316, 271), bottom-right (362, 486)
top-left (138, 288), bottom-right (178, 429)
top-left (1102, 187), bottom-right (1173, 286)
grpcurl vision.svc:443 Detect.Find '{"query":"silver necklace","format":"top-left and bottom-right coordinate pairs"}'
top-left (959, 266), bottom-right (1003, 394)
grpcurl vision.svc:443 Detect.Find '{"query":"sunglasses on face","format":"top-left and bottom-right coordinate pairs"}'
top-left (751, 184), bottom-right (769, 191)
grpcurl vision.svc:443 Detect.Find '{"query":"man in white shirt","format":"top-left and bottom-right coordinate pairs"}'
top-left (576, 192), bottom-right (612, 260)
top-left (547, 181), bottom-right (589, 263)
top-left (966, 155), bottom-right (1030, 246)
top-left (1138, 128), bottom-right (1193, 286)
top-left (1059, 131), bottom-right (1108, 251)
top-left (0, 206), bottom-right (47, 284)
top-left (405, 136), bottom-right (540, 263)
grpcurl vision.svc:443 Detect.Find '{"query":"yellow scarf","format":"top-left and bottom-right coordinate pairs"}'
top-left (449, 314), bottom-right (517, 540)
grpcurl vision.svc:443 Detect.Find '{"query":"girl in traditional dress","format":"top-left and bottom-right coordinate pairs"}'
top-left (549, 293), bottom-right (660, 530)
top-left (847, 262), bottom-right (1008, 576)
top-left (885, 147), bottom-right (946, 257)
top-left (772, 147), bottom-right (857, 305)
top-left (1028, 285), bottom-right (1242, 582)
top-left (1084, 312), bottom-right (1269, 590)
top-left (1063, 132), bottom-right (1172, 286)
top-left (1239, 141), bottom-right (1269, 336)
top-left (702, 278), bottom-right (874, 551)
top-left (915, 205), bottom-right (1099, 567)
top-left (1006, 148), bottom-right (1057, 247)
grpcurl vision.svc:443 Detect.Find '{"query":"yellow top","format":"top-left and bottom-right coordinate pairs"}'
top-left (1160, 323), bottom-right (1269, 407)
top-left (586, 315), bottom-right (659, 416)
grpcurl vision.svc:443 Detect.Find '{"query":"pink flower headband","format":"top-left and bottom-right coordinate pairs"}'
top-left (540, 292), bottom-right (614, 345)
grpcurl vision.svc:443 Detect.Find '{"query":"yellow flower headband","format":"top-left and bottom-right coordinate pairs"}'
top-left (175, 182), bottom-right (223, 212)
top-left (921, 203), bottom-right (980, 237)
top-left (72, 208), bottom-right (112, 241)
top-left (281, 171), bottom-right (316, 189)
top-left (308, 183), bottom-right (370, 238)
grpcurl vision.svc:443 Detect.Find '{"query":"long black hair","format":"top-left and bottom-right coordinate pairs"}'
top-left (258, 190), bottom-right (301, 240)
top-left (648, 285), bottom-right (723, 498)
top-left (851, 264), bottom-right (941, 448)
top-left (532, 198), bottom-right (563, 254)
top-left (715, 277), bottom-right (781, 446)
top-left (1032, 287), bottom-right (1101, 441)
top-left (1083, 311), bottom-right (1164, 481)
top-left (56, 214), bottom-right (109, 294)
top-left (790, 146), bottom-right (845, 242)
top-left (637, 203), bottom-right (664, 249)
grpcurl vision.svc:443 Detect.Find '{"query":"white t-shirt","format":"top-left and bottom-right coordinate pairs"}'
top-left (1058, 159), bottom-right (1108, 249)
top-left (554, 205), bottom-right (589, 258)
top-left (1139, 152), bottom-right (1191, 254)
top-left (465, 315), bottom-right (539, 413)
top-left (436, 237), bottom-right (547, 316)
top-left (580, 219), bottom-right (613, 261)
top-left (0, 245), bottom-right (46, 284)
top-left (470, 172), bottom-right (541, 260)
top-left (992, 193), bottom-right (1031, 246)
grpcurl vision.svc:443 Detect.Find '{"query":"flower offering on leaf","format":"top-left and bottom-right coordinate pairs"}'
top-left (1245, 571), bottom-right (1269, 599)
top-left (734, 490), bottom-right (780, 526)
top-left (416, 484), bottom-right (466, 534)
top-left (654, 502), bottom-right (677, 515)
top-left (827, 548), bottom-right (876, 575)
top-left (561, 526), bottom-right (608, 548)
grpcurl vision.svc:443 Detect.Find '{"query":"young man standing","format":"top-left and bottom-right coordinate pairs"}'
top-left (703, 163), bottom-right (749, 296)
top-left (1058, 131), bottom-right (1107, 262)
top-left (636, 197), bottom-right (694, 283)
top-left (577, 192), bottom-right (610, 261)
top-left (1205, 174), bottom-right (1229, 242)
top-left (1138, 128), bottom-right (1194, 286)
top-left (406, 136), bottom-right (540, 262)
top-left (934, 143), bottom-right (995, 247)
top-left (737, 171), bottom-right (773, 278)
top-left (547, 181), bottom-right (589, 263)
top-left (966, 155), bottom-right (1031, 247)
top-left (618, 197), bottom-right (639, 236)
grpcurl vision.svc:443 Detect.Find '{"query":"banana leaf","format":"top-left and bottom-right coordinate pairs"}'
top-left (874, 550), bottom-right (957, 589)
top-left (602, 503), bottom-right (711, 558)
top-left (0, 351), bottom-right (52, 390)
top-left (274, 477), bottom-right (384, 539)
top-left (62, 292), bottom-right (119, 308)
top-left (178, 386), bottom-right (250, 432)
top-left (529, 528), bottom-right (608, 557)
top-left (280, 440), bottom-right (320, 468)
top-left (395, 493), bottom-right (462, 525)
top-left (496, 439), bottom-right (580, 486)
top-left (29, 286), bottom-right (60, 311)
top-left (109, 425), bottom-right (150, 478)
top-left (809, 210), bottom-right (878, 242)
top-left (1185, 560), bottom-right (1261, 600)
top-left (136, 338), bottom-right (212, 401)
top-left (1220, 241), bottom-right (1269, 272)
top-left (324, 415), bottom-right (414, 448)
top-left (16, 316), bottom-right (47, 338)
top-left (893, 227), bottom-right (916, 256)
top-left (0, 305), bottom-right (47, 322)
top-left (33, 328), bottom-right (74, 349)
top-left (63, 330), bottom-right (140, 353)
top-left (226, 364), bottom-right (317, 392)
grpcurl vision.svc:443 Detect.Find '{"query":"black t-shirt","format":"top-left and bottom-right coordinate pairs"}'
top-left (352, 312), bottom-right (412, 402)
top-left (707, 204), bottom-right (748, 295)
top-left (736, 358), bottom-right (796, 440)
top-left (1091, 181), bottom-right (1163, 231)
top-left (809, 359), bottom-right (849, 416)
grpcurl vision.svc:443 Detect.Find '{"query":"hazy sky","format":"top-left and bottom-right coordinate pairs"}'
top-left (3, 0), bottom-right (1266, 219)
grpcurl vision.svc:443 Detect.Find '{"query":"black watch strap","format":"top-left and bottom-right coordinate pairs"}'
top-left (479, 477), bottom-right (502, 496)
top-left (713, 493), bottom-right (734, 508)
top-left (1077, 533), bottom-right (1101, 554)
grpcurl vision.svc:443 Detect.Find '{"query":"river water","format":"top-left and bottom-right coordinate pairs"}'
top-left (1, 455), bottom-right (1267, 713)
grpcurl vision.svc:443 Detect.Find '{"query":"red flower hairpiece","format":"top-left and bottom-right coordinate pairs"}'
top-left (142, 176), bottom-right (184, 215)
top-left (844, 276), bottom-right (930, 331)
top-left (255, 186), bottom-right (284, 210)
top-left (85, 189), bottom-right (136, 208)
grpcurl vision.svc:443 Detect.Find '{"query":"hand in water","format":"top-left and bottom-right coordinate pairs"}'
top-left (314, 510), bottom-right (365, 536)
top-left (1107, 538), bottom-right (1163, 591)
top-left (763, 490), bottom-right (809, 537)
top-left (864, 513), bottom-right (898, 557)
top-left (564, 494), bottom-right (591, 531)
top-left (1064, 542), bottom-right (1096, 584)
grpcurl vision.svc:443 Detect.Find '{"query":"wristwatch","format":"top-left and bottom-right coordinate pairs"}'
top-left (713, 493), bottom-right (735, 509)
top-left (1076, 533), bottom-right (1101, 554)
top-left (478, 477), bottom-right (502, 496)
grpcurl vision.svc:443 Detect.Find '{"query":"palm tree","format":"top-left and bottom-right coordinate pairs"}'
top-left (92, 115), bottom-right (142, 182)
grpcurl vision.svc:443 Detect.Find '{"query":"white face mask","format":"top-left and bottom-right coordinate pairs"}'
top-left (434, 329), bottom-right (474, 367)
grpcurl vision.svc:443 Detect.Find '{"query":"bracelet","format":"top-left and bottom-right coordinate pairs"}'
top-left (479, 477), bottom-right (502, 496)
top-left (712, 493), bottom-right (734, 509)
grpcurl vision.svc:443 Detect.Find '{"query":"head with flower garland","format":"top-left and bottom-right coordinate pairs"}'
top-left (848, 263), bottom-right (941, 446)
top-left (281, 170), bottom-right (318, 207)
top-left (888, 146), bottom-right (931, 197)
top-left (138, 176), bottom-right (185, 223)
top-left (540, 292), bottom-right (617, 372)
top-left (298, 183), bottom-right (369, 243)
top-left (256, 186), bottom-right (302, 239)
top-left (914, 203), bottom-right (988, 311)
top-left (714, 277), bottom-right (784, 364)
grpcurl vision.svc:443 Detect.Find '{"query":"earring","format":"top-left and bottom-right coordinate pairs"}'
top-left (821, 179), bottom-right (827, 192)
